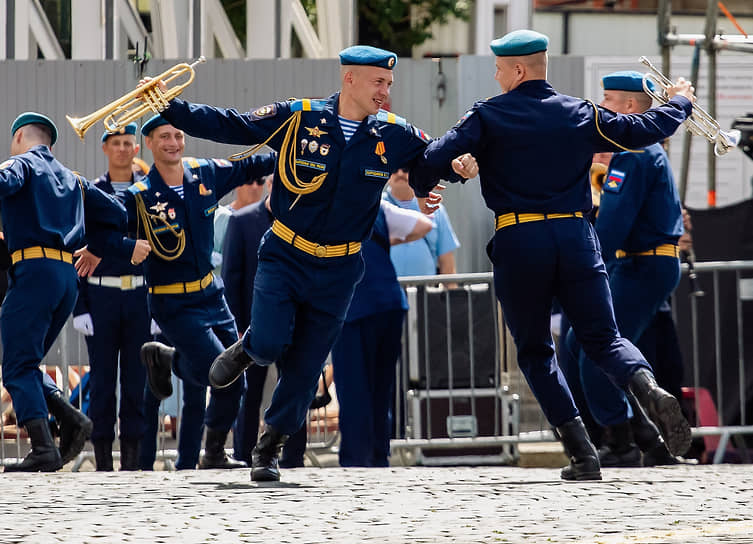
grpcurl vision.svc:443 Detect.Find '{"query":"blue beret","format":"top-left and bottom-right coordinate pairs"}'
top-left (10, 112), bottom-right (58, 146)
top-left (141, 115), bottom-right (170, 136)
top-left (602, 70), bottom-right (655, 93)
top-left (339, 45), bottom-right (398, 70)
top-left (490, 30), bottom-right (549, 57)
top-left (102, 122), bottom-right (138, 143)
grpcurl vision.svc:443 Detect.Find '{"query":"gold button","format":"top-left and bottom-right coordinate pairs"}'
top-left (314, 245), bottom-right (327, 258)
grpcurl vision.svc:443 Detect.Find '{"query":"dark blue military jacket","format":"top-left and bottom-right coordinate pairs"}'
top-left (412, 80), bottom-right (692, 214)
top-left (0, 145), bottom-right (127, 254)
top-left (123, 154), bottom-right (275, 286)
top-left (162, 93), bottom-right (446, 244)
top-left (596, 143), bottom-right (683, 261)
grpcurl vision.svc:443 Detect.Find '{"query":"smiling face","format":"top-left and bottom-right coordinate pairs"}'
top-left (342, 65), bottom-right (394, 119)
top-left (145, 124), bottom-right (184, 167)
top-left (102, 134), bottom-right (139, 171)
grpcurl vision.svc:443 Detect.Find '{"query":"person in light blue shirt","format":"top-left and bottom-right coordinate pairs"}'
top-left (384, 168), bottom-right (459, 276)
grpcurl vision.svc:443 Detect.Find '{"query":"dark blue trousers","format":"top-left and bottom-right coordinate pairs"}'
top-left (489, 218), bottom-right (650, 428)
top-left (331, 309), bottom-right (405, 467)
top-left (85, 284), bottom-right (149, 442)
top-left (1, 260), bottom-right (76, 424)
top-left (149, 283), bottom-right (244, 469)
top-left (574, 256), bottom-right (680, 426)
top-left (232, 363), bottom-right (307, 466)
top-left (241, 234), bottom-right (363, 435)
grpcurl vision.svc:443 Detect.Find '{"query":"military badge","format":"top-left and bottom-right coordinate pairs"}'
top-left (604, 169), bottom-right (626, 193)
top-left (305, 126), bottom-right (328, 138)
top-left (199, 183), bottom-right (213, 196)
top-left (252, 104), bottom-right (276, 118)
top-left (375, 141), bottom-right (387, 164)
top-left (319, 144), bottom-right (330, 156)
top-left (388, 57), bottom-right (396, 68)
top-left (320, 118), bottom-right (327, 125)
top-left (150, 201), bottom-right (168, 213)
top-left (308, 140), bottom-right (319, 153)
top-left (454, 109), bottom-right (474, 128)
top-left (159, 212), bottom-right (167, 221)
top-left (168, 208), bottom-right (176, 220)
top-left (300, 138), bottom-right (309, 154)
top-left (412, 126), bottom-right (432, 143)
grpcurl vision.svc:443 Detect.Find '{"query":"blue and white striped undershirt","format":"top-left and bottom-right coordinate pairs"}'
top-left (111, 181), bottom-right (131, 193)
top-left (338, 116), bottom-right (360, 142)
top-left (171, 184), bottom-right (185, 199)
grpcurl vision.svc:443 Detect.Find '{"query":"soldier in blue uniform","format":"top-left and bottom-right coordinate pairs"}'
top-left (1, 112), bottom-right (146, 472)
top-left (330, 200), bottom-right (432, 467)
top-left (132, 115), bottom-right (276, 470)
top-left (147, 45), bottom-right (475, 481)
top-left (412, 30), bottom-right (696, 480)
top-left (563, 71), bottom-right (686, 467)
top-left (72, 122), bottom-right (150, 471)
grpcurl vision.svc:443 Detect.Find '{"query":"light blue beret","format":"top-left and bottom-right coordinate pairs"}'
top-left (339, 45), bottom-right (398, 70)
top-left (102, 122), bottom-right (138, 143)
top-left (490, 30), bottom-right (549, 57)
top-left (141, 114), bottom-right (170, 136)
top-left (10, 112), bottom-right (58, 146)
top-left (602, 70), bottom-right (655, 93)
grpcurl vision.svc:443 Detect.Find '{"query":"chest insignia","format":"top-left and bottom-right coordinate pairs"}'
top-left (320, 118), bottom-right (327, 125)
top-left (319, 144), bottom-right (330, 156)
top-left (308, 140), bottom-right (319, 153)
top-left (305, 126), bottom-right (327, 138)
top-left (370, 127), bottom-right (378, 136)
top-left (150, 201), bottom-right (168, 214)
top-left (300, 138), bottom-right (309, 154)
top-left (168, 208), bottom-right (176, 220)
top-left (199, 183), bottom-right (213, 196)
top-left (375, 141), bottom-right (387, 164)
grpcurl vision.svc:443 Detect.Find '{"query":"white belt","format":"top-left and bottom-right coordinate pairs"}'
top-left (88, 275), bottom-right (145, 290)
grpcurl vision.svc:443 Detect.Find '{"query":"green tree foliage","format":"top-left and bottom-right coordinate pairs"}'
top-left (358, 0), bottom-right (471, 57)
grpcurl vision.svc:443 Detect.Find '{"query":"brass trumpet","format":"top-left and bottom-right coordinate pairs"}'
top-left (66, 56), bottom-right (206, 141)
top-left (639, 56), bottom-right (741, 157)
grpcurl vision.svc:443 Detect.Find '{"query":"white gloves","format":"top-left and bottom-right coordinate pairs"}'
top-left (150, 319), bottom-right (162, 336)
top-left (73, 313), bottom-right (94, 336)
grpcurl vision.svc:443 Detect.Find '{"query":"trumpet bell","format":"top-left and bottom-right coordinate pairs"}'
top-left (715, 129), bottom-right (741, 157)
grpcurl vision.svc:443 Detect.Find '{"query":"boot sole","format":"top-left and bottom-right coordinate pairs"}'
top-left (141, 345), bottom-right (173, 400)
top-left (652, 395), bottom-right (692, 457)
top-left (561, 470), bottom-right (602, 481)
top-left (61, 418), bottom-right (93, 465)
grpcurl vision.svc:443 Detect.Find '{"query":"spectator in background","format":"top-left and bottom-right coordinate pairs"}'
top-left (221, 178), bottom-right (308, 466)
top-left (384, 168), bottom-right (459, 278)
top-left (212, 174), bottom-right (269, 275)
top-left (331, 200), bottom-right (432, 467)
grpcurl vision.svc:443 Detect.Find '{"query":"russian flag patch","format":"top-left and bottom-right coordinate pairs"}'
top-left (604, 169), bottom-right (626, 193)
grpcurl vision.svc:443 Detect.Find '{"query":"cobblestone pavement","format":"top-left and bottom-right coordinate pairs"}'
top-left (1, 464), bottom-right (752, 543)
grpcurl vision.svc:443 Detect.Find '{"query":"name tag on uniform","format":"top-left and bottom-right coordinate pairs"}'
top-left (153, 222), bottom-right (181, 234)
top-left (363, 168), bottom-right (389, 181)
top-left (294, 159), bottom-right (326, 171)
top-left (204, 204), bottom-right (218, 216)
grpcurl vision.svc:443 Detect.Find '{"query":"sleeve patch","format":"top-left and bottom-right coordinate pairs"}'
top-left (252, 104), bottom-right (277, 118)
top-left (0, 159), bottom-right (14, 170)
top-left (604, 169), bottom-right (626, 193)
top-left (212, 158), bottom-right (232, 167)
top-left (454, 109), bottom-right (474, 128)
top-left (412, 125), bottom-right (432, 143)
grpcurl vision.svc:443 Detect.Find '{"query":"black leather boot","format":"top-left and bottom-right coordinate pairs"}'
top-left (556, 417), bottom-right (602, 481)
top-left (629, 368), bottom-right (691, 457)
top-left (209, 340), bottom-right (253, 389)
top-left (46, 390), bottom-right (93, 464)
top-left (597, 421), bottom-right (642, 467)
top-left (199, 428), bottom-right (248, 469)
top-left (4, 418), bottom-right (63, 472)
top-left (251, 426), bottom-right (289, 482)
top-left (94, 440), bottom-right (114, 471)
top-left (140, 342), bottom-right (175, 400)
top-left (119, 439), bottom-right (140, 471)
